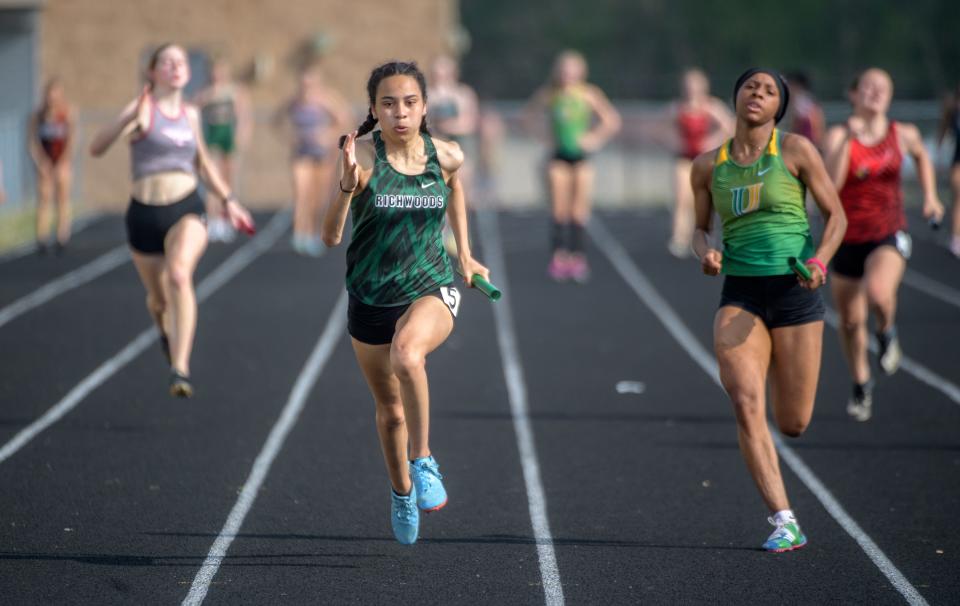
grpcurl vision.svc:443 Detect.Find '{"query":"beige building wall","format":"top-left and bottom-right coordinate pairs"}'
top-left (40, 0), bottom-right (458, 209)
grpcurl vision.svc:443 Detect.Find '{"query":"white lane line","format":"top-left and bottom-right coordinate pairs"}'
top-left (823, 309), bottom-right (960, 406)
top-left (0, 213), bottom-right (106, 263)
top-left (902, 270), bottom-right (960, 311)
top-left (477, 210), bottom-right (565, 606)
top-left (182, 291), bottom-right (347, 606)
top-left (0, 244), bottom-right (130, 330)
top-left (589, 217), bottom-right (929, 606)
top-left (0, 212), bottom-right (291, 465)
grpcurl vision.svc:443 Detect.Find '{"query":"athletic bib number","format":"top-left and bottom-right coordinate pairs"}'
top-left (439, 286), bottom-right (461, 317)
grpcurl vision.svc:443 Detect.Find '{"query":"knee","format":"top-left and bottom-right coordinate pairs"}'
top-left (166, 263), bottom-right (192, 292)
top-left (390, 344), bottom-right (425, 380)
top-left (865, 284), bottom-right (893, 311)
top-left (839, 317), bottom-right (863, 336)
top-left (376, 400), bottom-right (405, 429)
top-left (837, 309), bottom-right (865, 336)
top-left (146, 293), bottom-right (166, 317)
top-left (729, 390), bottom-right (765, 429)
top-left (777, 418), bottom-right (809, 438)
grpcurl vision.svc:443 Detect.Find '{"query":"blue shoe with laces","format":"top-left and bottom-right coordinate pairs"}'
top-left (410, 455), bottom-right (447, 512)
top-left (391, 486), bottom-right (419, 545)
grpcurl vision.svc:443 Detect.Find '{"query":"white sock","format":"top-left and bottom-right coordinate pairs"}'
top-left (773, 509), bottom-right (796, 524)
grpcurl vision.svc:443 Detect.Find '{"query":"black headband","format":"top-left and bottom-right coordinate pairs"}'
top-left (733, 68), bottom-right (790, 123)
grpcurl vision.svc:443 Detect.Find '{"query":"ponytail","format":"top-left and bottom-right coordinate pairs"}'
top-left (339, 110), bottom-right (378, 149)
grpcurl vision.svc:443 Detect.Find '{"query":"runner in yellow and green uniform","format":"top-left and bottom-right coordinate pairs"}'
top-left (691, 67), bottom-right (847, 553)
top-left (711, 128), bottom-right (815, 276)
top-left (525, 51), bottom-right (620, 283)
top-left (551, 86), bottom-right (592, 163)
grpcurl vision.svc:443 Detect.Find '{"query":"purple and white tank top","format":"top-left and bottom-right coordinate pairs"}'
top-left (131, 98), bottom-right (198, 180)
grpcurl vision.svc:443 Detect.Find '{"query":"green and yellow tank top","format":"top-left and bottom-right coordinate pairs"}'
top-left (346, 131), bottom-right (454, 305)
top-left (711, 129), bottom-right (813, 276)
top-left (550, 86), bottom-right (592, 157)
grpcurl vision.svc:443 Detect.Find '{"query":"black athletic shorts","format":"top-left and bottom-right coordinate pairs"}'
top-left (552, 149), bottom-right (588, 165)
top-left (832, 231), bottom-right (911, 279)
top-left (719, 274), bottom-right (825, 329)
top-left (348, 286), bottom-right (461, 345)
top-left (125, 189), bottom-right (207, 254)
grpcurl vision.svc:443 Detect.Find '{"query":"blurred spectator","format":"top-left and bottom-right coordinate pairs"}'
top-left (29, 77), bottom-right (76, 254)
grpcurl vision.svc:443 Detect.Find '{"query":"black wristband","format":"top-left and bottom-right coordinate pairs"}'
top-left (222, 193), bottom-right (237, 205)
top-left (339, 181), bottom-right (356, 194)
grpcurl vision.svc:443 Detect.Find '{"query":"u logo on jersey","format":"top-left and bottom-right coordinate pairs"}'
top-left (731, 182), bottom-right (764, 216)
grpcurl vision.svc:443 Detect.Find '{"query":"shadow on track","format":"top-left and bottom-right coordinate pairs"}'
top-left (143, 531), bottom-right (759, 552)
top-left (434, 410), bottom-right (736, 425)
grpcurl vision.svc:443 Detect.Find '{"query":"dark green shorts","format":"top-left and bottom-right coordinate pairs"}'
top-left (204, 124), bottom-right (235, 154)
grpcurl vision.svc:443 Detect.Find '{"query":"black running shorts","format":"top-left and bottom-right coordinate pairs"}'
top-left (719, 274), bottom-right (825, 329)
top-left (125, 189), bottom-right (207, 254)
top-left (832, 231), bottom-right (911, 279)
top-left (347, 286), bottom-right (461, 345)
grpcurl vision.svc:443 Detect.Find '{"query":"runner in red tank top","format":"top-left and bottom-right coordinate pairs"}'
top-left (29, 78), bottom-right (76, 254)
top-left (677, 109), bottom-right (711, 161)
top-left (823, 68), bottom-right (944, 422)
top-left (840, 121), bottom-right (905, 243)
top-left (665, 68), bottom-right (733, 257)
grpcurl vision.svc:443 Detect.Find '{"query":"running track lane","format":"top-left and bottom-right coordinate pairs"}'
top-left (496, 212), bottom-right (910, 604)
top-left (0, 213), bottom-right (350, 604)
top-left (591, 216), bottom-right (929, 606)
top-left (0, 213), bottom-right (291, 465)
top-left (0, 214), bottom-right (270, 449)
top-left (595, 209), bottom-right (960, 604)
top-left (194, 232), bottom-right (550, 604)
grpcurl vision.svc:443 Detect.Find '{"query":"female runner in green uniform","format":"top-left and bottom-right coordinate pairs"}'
top-left (690, 68), bottom-right (846, 552)
top-left (193, 57), bottom-right (252, 242)
top-left (322, 61), bottom-right (490, 545)
top-left (526, 50), bottom-right (620, 283)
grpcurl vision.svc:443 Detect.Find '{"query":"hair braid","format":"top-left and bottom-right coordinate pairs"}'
top-left (339, 111), bottom-right (378, 149)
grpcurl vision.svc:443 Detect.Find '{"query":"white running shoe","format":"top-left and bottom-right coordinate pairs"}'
top-left (877, 330), bottom-right (902, 376)
top-left (846, 382), bottom-right (874, 422)
top-left (762, 517), bottom-right (807, 552)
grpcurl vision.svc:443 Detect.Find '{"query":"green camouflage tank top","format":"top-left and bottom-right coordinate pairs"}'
top-left (345, 131), bottom-right (454, 305)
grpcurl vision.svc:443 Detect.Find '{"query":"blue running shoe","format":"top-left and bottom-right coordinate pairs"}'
top-left (391, 486), bottom-right (419, 545)
top-left (410, 455), bottom-right (447, 512)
